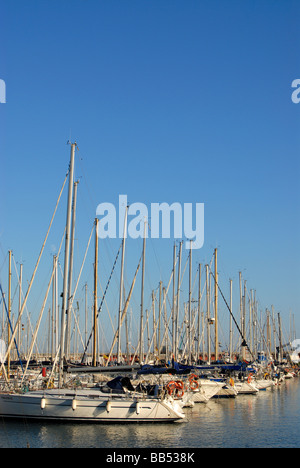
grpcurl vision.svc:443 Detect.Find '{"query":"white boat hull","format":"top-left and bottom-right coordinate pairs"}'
top-left (234, 381), bottom-right (259, 394)
top-left (0, 389), bottom-right (185, 423)
top-left (191, 381), bottom-right (225, 403)
top-left (190, 389), bottom-right (209, 403)
top-left (214, 385), bottom-right (238, 398)
top-left (254, 379), bottom-right (275, 390)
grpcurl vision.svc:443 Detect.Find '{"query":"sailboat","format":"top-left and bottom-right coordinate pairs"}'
top-left (0, 378), bottom-right (185, 422)
top-left (0, 143), bottom-right (185, 423)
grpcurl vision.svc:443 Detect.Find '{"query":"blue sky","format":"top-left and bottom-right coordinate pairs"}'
top-left (0, 0), bottom-right (299, 351)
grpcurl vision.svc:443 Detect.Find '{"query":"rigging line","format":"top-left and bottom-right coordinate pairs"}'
top-left (81, 241), bottom-right (123, 363)
top-left (180, 306), bottom-right (199, 357)
top-left (76, 149), bottom-right (118, 287)
top-left (66, 223), bottom-right (93, 314)
top-left (0, 244), bottom-right (8, 275)
top-left (144, 255), bottom-right (179, 363)
top-left (20, 229), bottom-right (65, 385)
top-left (208, 264), bottom-right (255, 362)
top-left (106, 254), bottom-right (142, 364)
top-left (0, 170), bottom-right (69, 383)
top-left (9, 254), bottom-right (21, 306)
top-left (0, 282), bottom-right (24, 373)
top-left (68, 308), bottom-right (85, 352)
top-left (269, 309), bottom-right (282, 345)
top-left (97, 274), bottom-right (116, 335)
top-left (11, 254), bottom-right (43, 356)
top-left (147, 222), bottom-right (163, 281)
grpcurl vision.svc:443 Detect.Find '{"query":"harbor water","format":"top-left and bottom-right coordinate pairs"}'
top-left (0, 378), bottom-right (299, 449)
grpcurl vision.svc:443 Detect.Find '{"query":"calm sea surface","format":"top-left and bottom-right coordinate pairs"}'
top-left (0, 378), bottom-right (299, 449)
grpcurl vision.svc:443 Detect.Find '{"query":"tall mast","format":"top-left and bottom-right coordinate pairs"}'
top-left (125, 307), bottom-right (129, 364)
top-left (172, 243), bottom-right (176, 358)
top-left (18, 263), bottom-right (23, 358)
top-left (197, 263), bottom-right (201, 362)
top-left (55, 253), bottom-right (59, 353)
top-left (163, 287), bottom-right (167, 359)
top-left (84, 283), bottom-right (88, 350)
top-left (59, 141), bottom-right (76, 387)
top-left (188, 241), bottom-right (192, 365)
top-left (214, 248), bottom-right (218, 361)
top-left (253, 290), bottom-right (257, 359)
top-left (146, 309), bottom-right (150, 357)
top-left (206, 264), bottom-right (210, 363)
top-left (272, 305), bottom-right (276, 361)
top-left (239, 271), bottom-right (242, 358)
top-left (175, 241), bottom-right (182, 361)
top-left (117, 206), bottom-right (128, 364)
top-left (229, 278), bottom-right (233, 362)
top-left (278, 312), bottom-right (283, 362)
top-left (158, 280), bottom-right (162, 357)
top-left (152, 290), bottom-right (156, 354)
top-left (139, 219), bottom-right (146, 363)
top-left (92, 218), bottom-right (99, 367)
top-left (243, 280), bottom-right (247, 360)
top-left (65, 179), bottom-right (79, 360)
top-left (7, 250), bottom-right (12, 379)
top-left (51, 255), bottom-right (57, 360)
top-left (266, 309), bottom-right (271, 358)
top-left (250, 289), bottom-right (253, 356)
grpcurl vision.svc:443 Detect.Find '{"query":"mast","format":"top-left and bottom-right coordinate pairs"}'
top-left (65, 179), bottom-right (78, 360)
top-left (7, 250), bottom-right (12, 379)
top-left (117, 206), bottom-right (128, 364)
top-left (51, 255), bottom-right (57, 360)
top-left (197, 263), bottom-right (201, 362)
top-left (253, 290), bottom-right (257, 359)
top-left (272, 305), bottom-right (277, 361)
top-left (84, 283), bottom-right (88, 351)
top-left (278, 312), bottom-right (283, 362)
top-left (18, 263), bottom-right (23, 359)
top-left (239, 271), bottom-right (243, 358)
top-left (55, 253), bottom-right (59, 353)
top-left (250, 290), bottom-right (253, 357)
top-left (158, 280), bottom-right (162, 357)
top-left (152, 290), bottom-right (156, 354)
top-left (92, 218), bottom-right (99, 367)
top-left (163, 287), bottom-right (167, 359)
top-left (172, 243), bottom-right (176, 358)
top-left (206, 264), bottom-right (210, 363)
top-left (175, 241), bottom-right (182, 361)
top-left (125, 307), bottom-right (129, 364)
top-left (172, 242), bottom-right (176, 357)
top-left (266, 309), bottom-right (271, 358)
top-left (139, 220), bottom-right (146, 363)
top-left (188, 241), bottom-right (192, 365)
top-left (214, 248), bottom-right (218, 361)
top-left (146, 309), bottom-right (150, 357)
top-left (243, 280), bottom-right (247, 360)
top-left (229, 278), bottom-right (233, 362)
top-left (59, 141), bottom-right (76, 387)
